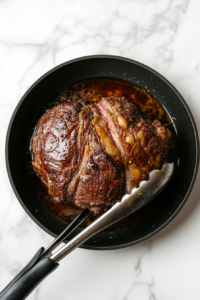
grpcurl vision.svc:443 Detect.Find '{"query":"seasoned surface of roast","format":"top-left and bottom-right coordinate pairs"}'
top-left (31, 96), bottom-right (174, 214)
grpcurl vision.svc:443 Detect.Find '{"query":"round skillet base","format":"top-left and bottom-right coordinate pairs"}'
top-left (6, 55), bottom-right (199, 250)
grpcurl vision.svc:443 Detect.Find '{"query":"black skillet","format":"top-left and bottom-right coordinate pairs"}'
top-left (6, 55), bottom-right (199, 251)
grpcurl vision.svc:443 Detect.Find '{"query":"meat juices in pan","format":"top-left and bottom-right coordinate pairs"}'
top-left (31, 88), bottom-right (175, 215)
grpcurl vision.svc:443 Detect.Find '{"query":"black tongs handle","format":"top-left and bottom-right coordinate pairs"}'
top-left (0, 249), bottom-right (58, 300)
top-left (0, 209), bottom-right (92, 300)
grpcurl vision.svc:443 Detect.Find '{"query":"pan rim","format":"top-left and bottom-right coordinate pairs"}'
top-left (5, 55), bottom-right (199, 250)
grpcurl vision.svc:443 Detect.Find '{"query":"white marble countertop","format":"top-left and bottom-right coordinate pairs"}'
top-left (0, 0), bottom-right (200, 299)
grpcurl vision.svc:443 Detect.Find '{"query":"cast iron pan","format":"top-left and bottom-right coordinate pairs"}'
top-left (6, 55), bottom-right (199, 250)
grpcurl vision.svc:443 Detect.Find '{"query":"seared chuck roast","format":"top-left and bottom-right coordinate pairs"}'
top-left (31, 97), bottom-right (174, 214)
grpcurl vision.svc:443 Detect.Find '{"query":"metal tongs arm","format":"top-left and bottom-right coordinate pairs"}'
top-left (50, 163), bottom-right (174, 262)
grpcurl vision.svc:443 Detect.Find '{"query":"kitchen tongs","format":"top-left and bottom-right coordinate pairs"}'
top-left (0, 163), bottom-right (174, 300)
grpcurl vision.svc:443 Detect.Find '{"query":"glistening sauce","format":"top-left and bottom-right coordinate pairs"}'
top-left (31, 78), bottom-right (172, 229)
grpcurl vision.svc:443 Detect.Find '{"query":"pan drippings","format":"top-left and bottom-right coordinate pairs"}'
top-left (30, 79), bottom-right (172, 228)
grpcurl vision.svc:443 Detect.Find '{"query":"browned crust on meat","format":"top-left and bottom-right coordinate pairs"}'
top-left (31, 97), bottom-right (174, 214)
